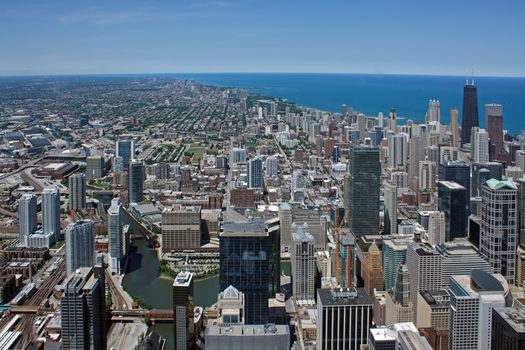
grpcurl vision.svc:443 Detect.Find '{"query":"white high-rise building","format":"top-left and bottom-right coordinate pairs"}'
top-left (407, 242), bottom-right (442, 324)
top-left (231, 148), bottom-right (247, 164)
top-left (449, 270), bottom-right (508, 350)
top-left (42, 187), bottom-right (61, 242)
top-left (480, 179), bottom-right (518, 284)
top-left (383, 180), bottom-right (398, 235)
top-left (450, 107), bottom-right (460, 148)
top-left (357, 113), bottom-right (367, 140)
top-left (419, 160), bottom-right (435, 191)
top-left (108, 198), bottom-right (124, 274)
top-left (308, 122), bottom-right (321, 143)
top-left (470, 127), bottom-right (489, 163)
top-left (265, 155), bottom-right (278, 177)
top-left (426, 99), bottom-right (440, 123)
top-left (65, 220), bottom-right (95, 276)
top-left (19, 193), bottom-right (37, 246)
top-left (291, 223), bottom-right (315, 301)
top-left (388, 132), bottom-right (408, 168)
top-left (427, 211), bottom-right (445, 245)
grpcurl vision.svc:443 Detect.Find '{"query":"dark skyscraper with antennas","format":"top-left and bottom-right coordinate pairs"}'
top-left (461, 80), bottom-right (479, 146)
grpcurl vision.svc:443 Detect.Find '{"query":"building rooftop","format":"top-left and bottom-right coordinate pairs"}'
top-left (493, 307), bottom-right (525, 334)
top-left (206, 324), bottom-right (289, 337)
top-left (221, 221), bottom-right (267, 237)
top-left (485, 178), bottom-right (517, 190)
top-left (317, 287), bottom-right (372, 307)
top-left (173, 271), bottom-right (193, 287)
top-left (451, 270), bottom-right (508, 297)
top-left (438, 181), bottom-right (465, 190)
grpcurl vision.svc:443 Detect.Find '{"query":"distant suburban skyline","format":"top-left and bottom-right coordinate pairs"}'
top-left (1, 0), bottom-right (524, 77)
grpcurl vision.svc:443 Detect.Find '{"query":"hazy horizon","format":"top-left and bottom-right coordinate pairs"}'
top-left (1, 71), bottom-right (525, 79)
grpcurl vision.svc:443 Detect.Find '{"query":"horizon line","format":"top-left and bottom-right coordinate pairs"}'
top-left (0, 71), bottom-right (524, 79)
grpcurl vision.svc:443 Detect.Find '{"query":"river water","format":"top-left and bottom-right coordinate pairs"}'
top-left (122, 239), bottom-right (220, 349)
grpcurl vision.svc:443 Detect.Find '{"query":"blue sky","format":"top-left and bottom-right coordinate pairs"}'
top-left (0, 0), bottom-right (524, 76)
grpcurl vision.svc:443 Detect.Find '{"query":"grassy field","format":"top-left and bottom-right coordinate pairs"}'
top-left (187, 142), bottom-right (206, 162)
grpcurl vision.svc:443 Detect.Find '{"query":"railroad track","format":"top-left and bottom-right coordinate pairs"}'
top-left (105, 270), bottom-right (126, 310)
top-left (25, 260), bottom-right (65, 307)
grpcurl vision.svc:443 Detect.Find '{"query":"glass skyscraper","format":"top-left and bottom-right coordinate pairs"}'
top-left (346, 145), bottom-right (380, 238)
top-left (461, 81), bottom-right (479, 146)
top-left (438, 181), bottom-right (467, 241)
top-left (219, 221), bottom-right (271, 324)
top-left (116, 139), bottom-right (134, 168)
top-left (128, 160), bottom-right (144, 203)
top-left (248, 157), bottom-right (263, 189)
top-left (439, 160), bottom-right (470, 215)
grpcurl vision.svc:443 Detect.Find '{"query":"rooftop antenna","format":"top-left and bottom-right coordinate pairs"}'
top-left (471, 68), bottom-right (475, 86)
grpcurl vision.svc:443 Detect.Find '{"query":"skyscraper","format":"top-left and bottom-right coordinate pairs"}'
top-left (450, 107), bottom-right (460, 148)
top-left (461, 81), bottom-right (479, 146)
top-left (385, 264), bottom-right (413, 325)
top-left (68, 173), bottom-right (86, 210)
top-left (291, 223), bottom-right (315, 301)
top-left (471, 162), bottom-right (503, 197)
top-left (449, 270), bottom-right (507, 350)
top-left (419, 160), bottom-right (436, 191)
top-left (383, 180), bottom-right (398, 235)
top-left (18, 193), bottom-right (37, 246)
top-left (128, 159), bottom-right (144, 203)
top-left (470, 127), bottom-right (489, 163)
top-left (362, 241), bottom-right (384, 295)
top-left (173, 271), bottom-right (195, 350)
top-left (116, 139), bottom-right (134, 168)
top-left (248, 157), bottom-right (263, 189)
top-left (42, 187), bottom-right (60, 242)
top-left (86, 155), bottom-right (105, 179)
top-left (112, 155), bottom-right (124, 173)
top-left (65, 220), bottom-right (95, 276)
top-left (439, 160), bottom-right (470, 214)
top-left (382, 236), bottom-right (411, 291)
top-left (491, 307), bottom-right (525, 349)
top-left (426, 99), bottom-right (440, 123)
top-left (108, 198), bottom-right (124, 274)
top-left (220, 221), bottom-right (271, 324)
top-left (61, 266), bottom-right (106, 350)
top-left (265, 155), bottom-right (278, 177)
top-left (480, 179), bottom-right (518, 284)
top-left (427, 211), bottom-right (445, 245)
top-left (485, 103), bottom-right (504, 161)
top-left (231, 147), bottom-right (247, 164)
top-left (387, 132), bottom-right (408, 169)
top-left (408, 136), bottom-right (425, 191)
top-left (278, 202), bottom-right (293, 253)
top-left (437, 181), bottom-right (467, 241)
top-left (347, 145), bottom-right (380, 237)
top-left (407, 242), bottom-right (442, 324)
top-left (317, 288), bottom-right (373, 350)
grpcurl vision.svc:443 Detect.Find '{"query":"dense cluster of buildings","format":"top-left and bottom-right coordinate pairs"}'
top-left (0, 76), bottom-right (525, 349)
